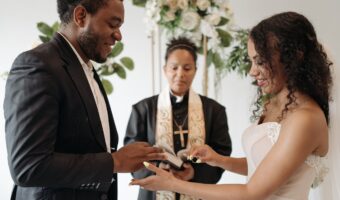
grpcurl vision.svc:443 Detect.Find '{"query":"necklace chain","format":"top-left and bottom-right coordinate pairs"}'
top-left (173, 114), bottom-right (188, 128)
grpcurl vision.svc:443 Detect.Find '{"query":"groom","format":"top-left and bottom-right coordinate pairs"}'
top-left (4, 1), bottom-right (163, 200)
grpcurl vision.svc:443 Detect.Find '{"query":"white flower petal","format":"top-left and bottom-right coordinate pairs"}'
top-left (180, 11), bottom-right (201, 30)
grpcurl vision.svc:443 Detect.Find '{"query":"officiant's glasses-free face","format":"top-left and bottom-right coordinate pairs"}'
top-left (164, 49), bottom-right (197, 96)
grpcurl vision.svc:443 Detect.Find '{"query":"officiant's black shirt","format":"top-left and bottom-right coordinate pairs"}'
top-left (170, 92), bottom-right (189, 154)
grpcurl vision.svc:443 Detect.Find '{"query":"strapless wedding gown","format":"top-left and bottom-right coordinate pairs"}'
top-left (242, 122), bottom-right (328, 200)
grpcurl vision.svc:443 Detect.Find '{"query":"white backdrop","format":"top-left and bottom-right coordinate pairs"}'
top-left (0, 0), bottom-right (339, 199)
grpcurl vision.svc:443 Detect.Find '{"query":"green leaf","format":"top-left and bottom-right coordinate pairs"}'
top-left (52, 21), bottom-right (60, 32)
top-left (120, 57), bottom-right (134, 70)
top-left (39, 35), bottom-right (51, 43)
top-left (114, 63), bottom-right (126, 79)
top-left (216, 28), bottom-right (232, 47)
top-left (101, 78), bottom-right (113, 95)
top-left (132, 0), bottom-right (147, 7)
top-left (212, 52), bottom-right (224, 69)
top-left (225, 29), bottom-right (251, 76)
top-left (109, 42), bottom-right (124, 58)
top-left (217, 17), bottom-right (229, 26)
top-left (37, 22), bottom-right (54, 37)
top-left (206, 50), bottom-right (213, 67)
top-left (99, 64), bottom-right (115, 76)
top-left (197, 46), bottom-right (204, 54)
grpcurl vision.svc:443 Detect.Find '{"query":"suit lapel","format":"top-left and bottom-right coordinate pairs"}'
top-left (52, 33), bottom-right (107, 151)
top-left (93, 69), bottom-right (119, 149)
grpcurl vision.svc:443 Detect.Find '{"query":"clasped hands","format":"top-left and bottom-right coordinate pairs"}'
top-left (129, 144), bottom-right (221, 191)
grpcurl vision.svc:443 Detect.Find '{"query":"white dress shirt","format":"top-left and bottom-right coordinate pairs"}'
top-left (59, 32), bottom-right (111, 153)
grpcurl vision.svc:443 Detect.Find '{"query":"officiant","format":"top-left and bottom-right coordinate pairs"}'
top-left (124, 37), bottom-right (232, 200)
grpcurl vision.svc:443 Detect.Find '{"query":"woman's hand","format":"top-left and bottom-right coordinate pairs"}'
top-left (129, 162), bottom-right (179, 191)
top-left (189, 145), bottom-right (222, 167)
top-left (171, 163), bottom-right (194, 181)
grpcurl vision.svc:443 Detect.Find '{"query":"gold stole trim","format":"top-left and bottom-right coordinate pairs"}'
top-left (155, 88), bottom-right (205, 200)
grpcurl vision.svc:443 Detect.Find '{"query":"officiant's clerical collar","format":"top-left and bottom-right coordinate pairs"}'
top-left (170, 91), bottom-right (189, 104)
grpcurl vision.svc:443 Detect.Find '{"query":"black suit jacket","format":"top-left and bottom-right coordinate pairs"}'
top-left (124, 95), bottom-right (232, 200)
top-left (4, 33), bottom-right (118, 200)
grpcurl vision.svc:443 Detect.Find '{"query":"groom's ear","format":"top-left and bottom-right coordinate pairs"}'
top-left (73, 5), bottom-right (87, 27)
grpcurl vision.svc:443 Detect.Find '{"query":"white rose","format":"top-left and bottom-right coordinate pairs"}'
top-left (163, 11), bottom-right (176, 22)
top-left (197, 0), bottom-right (211, 11)
top-left (180, 11), bottom-right (201, 30)
top-left (177, 0), bottom-right (189, 10)
top-left (205, 13), bottom-right (221, 26)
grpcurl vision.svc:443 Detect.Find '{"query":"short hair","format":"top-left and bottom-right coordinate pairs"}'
top-left (57, 0), bottom-right (111, 24)
top-left (165, 37), bottom-right (198, 63)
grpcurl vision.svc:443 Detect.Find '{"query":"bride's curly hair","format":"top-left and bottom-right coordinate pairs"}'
top-left (250, 12), bottom-right (332, 123)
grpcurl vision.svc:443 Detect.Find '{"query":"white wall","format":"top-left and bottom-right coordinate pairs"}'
top-left (1, 0), bottom-right (339, 199)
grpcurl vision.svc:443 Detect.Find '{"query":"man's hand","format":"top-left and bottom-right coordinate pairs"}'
top-left (112, 142), bottom-right (165, 173)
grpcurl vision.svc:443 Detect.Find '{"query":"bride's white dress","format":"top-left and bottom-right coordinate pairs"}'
top-left (242, 122), bottom-right (327, 200)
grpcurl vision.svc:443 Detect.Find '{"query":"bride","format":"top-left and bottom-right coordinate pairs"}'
top-left (130, 11), bottom-right (333, 200)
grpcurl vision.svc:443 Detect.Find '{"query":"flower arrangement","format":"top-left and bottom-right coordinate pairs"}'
top-left (132, 0), bottom-right (250, 95)
top-left (36, 21), bottom-right (135, 95)
top-left (144, 0), bottom-right (233, 55)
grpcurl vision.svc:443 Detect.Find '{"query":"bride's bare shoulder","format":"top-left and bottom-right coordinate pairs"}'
top-left (280, 100), bottom-right (328, 154)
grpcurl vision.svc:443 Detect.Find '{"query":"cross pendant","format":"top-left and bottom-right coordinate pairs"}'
top-left (174, 125), bottom-right (189, 147)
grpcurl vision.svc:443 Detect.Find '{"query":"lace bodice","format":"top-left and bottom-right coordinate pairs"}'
top-left (242, 122), bottom-right (328, 200)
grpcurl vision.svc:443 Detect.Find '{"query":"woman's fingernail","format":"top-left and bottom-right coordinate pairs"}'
top-left (196, 159), bottom-right (202, 163)
top-left (143, 161), bottom-right (150, 167)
